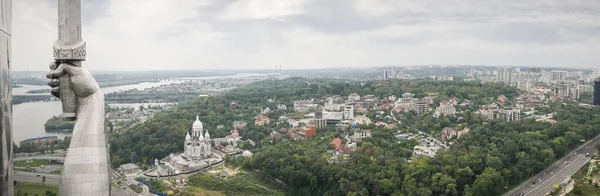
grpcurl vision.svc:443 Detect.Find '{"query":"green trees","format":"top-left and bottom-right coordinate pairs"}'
top-left (244, 105), bottom-right (600, 195)
top-left (471, 168), bottom-right (505, 196)
top-left (44, 116), bottom-right (75, 132)
top-left (107, 77), bottom-right (600, 195)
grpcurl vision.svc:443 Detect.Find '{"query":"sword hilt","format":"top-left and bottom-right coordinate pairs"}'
top-left (59, 73), bottom-right (77, 121)
top-left (54, 41), bottom-right (85, 121)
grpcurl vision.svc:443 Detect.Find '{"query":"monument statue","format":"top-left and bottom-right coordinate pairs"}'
top-left (46, 0), bottom-right (111, 195)
top-left (0, 0), bottom-right (12, 195)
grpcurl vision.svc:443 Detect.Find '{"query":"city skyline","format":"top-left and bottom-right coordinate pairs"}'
top-left (14, 0), bottom-right (600, 71)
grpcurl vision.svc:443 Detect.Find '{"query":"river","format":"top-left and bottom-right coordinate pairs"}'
top-left (12, 81), bottom-right (181, 143)
top-left (11, 73), bottom-right (268, 144)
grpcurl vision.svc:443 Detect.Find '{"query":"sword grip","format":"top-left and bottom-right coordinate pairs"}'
top-left (59, 73), bottom-right (77, 121)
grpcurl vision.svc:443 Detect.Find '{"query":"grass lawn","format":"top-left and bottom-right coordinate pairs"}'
top-left (187, 172), bottom-right (284, 196)
top-left (181, 187), bottom-right (225, 196)
top-left (14, 182), bottom-right (58, 196)
top-left (15, 167), bottom-right (37, 172)
top-left (129, 184), bottom-right (143, 193)
top-left (566, 162), bottom-right (600, 196)
top-left (15, 159), bottom-right (50, 167)
top-left (50, 168), bottom-right (62, 175)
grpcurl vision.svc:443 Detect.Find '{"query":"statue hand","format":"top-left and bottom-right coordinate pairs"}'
top-left (46, 61), bottom-right (100, 98)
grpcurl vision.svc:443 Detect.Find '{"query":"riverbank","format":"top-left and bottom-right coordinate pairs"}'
top-left (24, 79), bottom-right (162, 94)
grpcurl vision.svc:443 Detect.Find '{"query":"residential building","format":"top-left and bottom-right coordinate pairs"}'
top-left (553, 84), bottom-right (580, 100)
top-left (270, 131), bottom-right (282, 141)
top-left (497, 67), bottom-right (515, 83)
top-left (422, 96), bottom-right (435, 104)
top-left (255, 116), bottom-right (270, 126)
top-left (383, 70), bottom-right (392, 80)
top-left (19, 136), bottom-right (58, 146)
top-left (579, 84), bottom-right (594, 92)
top-left (214, 129), bottom-right (241, 146)
top-left (232, 121), bottom-right (247, 129)
top-left (343, 105), bottom-right (354, 119)
top-left (322, 111), bottom-right (344, 125)
top-left (517, 81), bottom-right (532, 92)
top-left (401, 93), bottom-right (416, 101)
top-left (448, 97), bottom-right (459, 105)
top-left (352, 130), bottom-right (372, 142)
top-left (388, 95), bottom-right (397, 101)
top-left (260, 106), bottom-right (271, 114)
top-left (230, 102), bottom-right (238, 110)
top-left (330, 138), bottom-right (342, 150)
top-left (348, 93), bottom-right (361, 102)
top-left (119, 163), bottom-right (142, 175)
top-left (277, 104), bottom-right (287, 111)
top-left (413, 137), bottom-right (446, 158)
top-left (497, 95), bottom-right (507, 104)
top-left (413, 101), bottom-right (430, 115)
top-left (500, 109), bottom-right (521, 122)
top-left (300, 125), bottom-right (317, 140)
top-left (293, 99), bottom-right (317, 112)
top-left (442, 127), bottom-right (457, 140)
top-left (531, 86), bottom-right (552, 94)
top-left (435, 100), bottom-right (456, 117)
top-left (288, 119), bottom-right (300, 127)
top-left (430, 75), bottom-right (454, 81)
top-left (354, 105), bottom-right (368, 113)
top-left (551, 70), bottom-right (568, 82)
top-left (476, 108), bottom-right (520, 122)
top-left (242, 150), bottom-right (253, 157)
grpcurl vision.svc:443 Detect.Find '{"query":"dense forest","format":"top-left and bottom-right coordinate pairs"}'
top-left (246, 106), bottom-right (600, 195)
top-left (106, 77), bottom-right (600, 195)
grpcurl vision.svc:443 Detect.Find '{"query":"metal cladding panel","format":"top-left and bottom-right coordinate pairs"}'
top-left (0, 0), bottom-right (11, 195)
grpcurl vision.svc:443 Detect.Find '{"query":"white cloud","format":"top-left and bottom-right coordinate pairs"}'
top-left (10, 0), bottom-right (600, 71)
top-left (218, 0), bottom-right (314, 21)
top-left (353, 0), bottom-right (428, 17)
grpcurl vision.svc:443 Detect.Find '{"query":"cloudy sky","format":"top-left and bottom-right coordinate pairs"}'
top-left (13, 0), bottom-right (600, 71)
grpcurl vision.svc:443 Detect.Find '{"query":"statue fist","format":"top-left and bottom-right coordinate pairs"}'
top-left (46, 61), bottom-right (100, 98)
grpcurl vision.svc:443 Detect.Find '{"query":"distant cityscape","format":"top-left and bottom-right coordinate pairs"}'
top-left (9, 65), bottom-right (600, 196)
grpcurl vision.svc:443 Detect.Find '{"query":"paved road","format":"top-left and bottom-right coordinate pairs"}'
top-left (14, 172), bottom-right (60, 185)
top-left (505, 136), bottom-right (600, 196)
top-left (111, 185), bottom-right (139, 196)
top-left (14, 171), bottom-right (140, 196)
top-left (36, 165), bottom-right (62, 173)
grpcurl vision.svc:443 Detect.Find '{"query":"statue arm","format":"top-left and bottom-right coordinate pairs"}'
top-left (48, 62), bottom-right (111, 195)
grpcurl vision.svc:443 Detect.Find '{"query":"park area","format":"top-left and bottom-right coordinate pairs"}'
top-left (15, 159), bottom-right (49, 167)
top-left (206, 165), bottom-right (245, 180)
top-left (14, 182), bottom-right (58, 196)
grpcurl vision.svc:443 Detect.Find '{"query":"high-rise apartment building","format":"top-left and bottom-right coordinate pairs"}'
top-left (497, 67), bottom-right (514, 83)
top-left (550, 70), bottom-right (568, 82)
top-left (594, 78), bottom-right (600, 105)
top-left (383, 70), bottom-right (391, 80)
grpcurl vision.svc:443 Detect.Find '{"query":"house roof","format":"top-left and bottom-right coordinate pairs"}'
top-left (330, 138), bottom-right (342, 146)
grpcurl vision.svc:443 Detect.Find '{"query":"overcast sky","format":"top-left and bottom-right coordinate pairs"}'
top-left (12, 0), bottom-right (600, 71)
